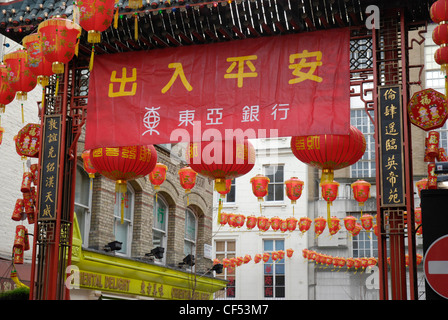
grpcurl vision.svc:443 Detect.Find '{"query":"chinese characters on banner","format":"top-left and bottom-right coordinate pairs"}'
top-left (38, 115), bottom-right (62, 221)
top-left (378, 86), bottom-right (405, 207)
top-left (84, 28), bottom-right (350, 149)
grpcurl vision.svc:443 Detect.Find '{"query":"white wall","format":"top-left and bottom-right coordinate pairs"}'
top-left (212, 137), bottom-right (309, 299)
top-left (0, 35), bottom-right (41, 262)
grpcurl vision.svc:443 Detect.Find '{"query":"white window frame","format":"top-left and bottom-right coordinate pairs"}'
top-left (152, 194), bottom-right (169, 264)
top-left (113, 183), bottom-right (135, 256)
top-left (75, 164), bottom-right (92, 247)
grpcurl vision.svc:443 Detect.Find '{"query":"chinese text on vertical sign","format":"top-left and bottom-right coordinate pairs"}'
top-left (38, 115), bottom-right (61, 220)
top-left (378, 86), bottom-right (405, 207)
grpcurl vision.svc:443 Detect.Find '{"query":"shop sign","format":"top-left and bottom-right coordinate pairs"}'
top-left (378, 86), bottom-right (405, 207)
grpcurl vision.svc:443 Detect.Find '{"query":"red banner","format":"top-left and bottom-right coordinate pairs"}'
top-left (85, 28), bottom-right (350, 149)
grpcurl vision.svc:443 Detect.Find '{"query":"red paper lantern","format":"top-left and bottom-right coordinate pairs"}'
top-left (270, 216), bottom-right (282, 232)
top-left (222, 258), bottom-right (230, 268)
top-left (15, 123), bottom-right (40, 158)
top-left (234, 214), bottom-right (246, 228)
top-left (149, 162), bottom-right (167, 191)
top-left (298, 216), bottom-right (312, 234)
top-left (187, 139), bottom-right (255, 193)
top-left (302, 249), bottom-right (309, 259)
top-left (262, 252), bottom-right (270, 263)
top-left (22, 33), bottom-right (54, 86)
top-left (314, 216), bottom-right (326, 237)
top-left (279, 219), bottom-right (288, 233)
top-left (286, 217), bottom-right (298, 232)
top-left (360, 214), bottom-right (374, 231)
top-left (271, 251), bottom-right (279, 261)
top-left (321, 180), bottom-right (339, 228)
top-left (254, 254), bottom-right (262, 264)
top-left (351, 180), bottom-right (371, 213)
top-left (0, 64), bottom-right (16, 113)
top-left (4, 50), bottom-right (37, 101)
top-left (257, 216), bottom-right (270, 232)
top-left (307, 250), bottom-right (316, 262)
top-left (328, 216), bottom-right (341, 236)
top-left (351, 223), bottom-right (362, 237)
top-left (438, 147), bottom-right (448, 161)
top-left (373, 224), bottom-right (379, 237)
top-left (434, 46), bottom-right (448, 71)
top-left (78, 0), bottom-right (115, 43)
top-left (337, 257), bottom-right (346, 270)
top-left (285, 177), bottom-right (304, 204)
top-left (178, 166), bottom-right (197, 194)
top-left (367, 257), bottom-right (377, 268)
top-left (431, 0), bottom-right (448, 23)
top-left (344, 216), bottom-right (357, 232)
top-left (246, 215), bottom-right (257, 230)
top-left (227, 213), bottom-right (236, 227)
top-left (219, 212), bottom-right (228, 226)
top-left (346, 258), bottom-right (355, 270)
top-left (243, 255), bottom-right (252, 264)
top-left (291, 125), bottom-right (366, 183)
top-left (37, 17), bottom-right (82, 74)
top-left (286, 248), bottom-right (294, 258)
top-left (433, 23), bottom-right (448, 46)
top-left (250, 174), bottom-right (270, 201)
top-left (90, 145), bottom-right (157, 222)
top-left (81, 149), bottom-right (97, 178)
top-left (416, 254), bottom-right (423, 265)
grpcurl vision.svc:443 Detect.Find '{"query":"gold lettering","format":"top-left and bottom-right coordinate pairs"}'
top-left (108, 68), bottom-right (137, 97)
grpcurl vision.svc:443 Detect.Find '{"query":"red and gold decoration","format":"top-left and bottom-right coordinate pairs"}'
top-left (187, 139), bottom-right (255, 193)
top-left (408, 89), bottom-right (448, 131)
top-left (76, 0), bottom-right (116, 70)
top-left (285, 177), bottom-right (304, 216)
top-left (217, 179), bottom-right (232, 198)
top-left (246, 215), bottom-right (257, 230)
top-left (250, 174), bottom-right (270, 201)
top-left (81, 149), bottom-right (97, 179)
top-left (0, 64), bottom-right (16, 113)
top-left (257, 216), bottom-right (270, 232)
top-left (360, 214), bottom-right (374, 233)
top-left (15, 123), bottom-right (40, 159)
top-left (178, 166), bottom-right (197, 204)
top-left (320, 180), bottom-right (339, 229)
top-left (90, 145), bottom-right (157, 223)
top-left (291, 125), bottom-right (366, 183)
top-left (149, 162), bottom-right (167, 194)
top-left (4, 49), bottom-right (37, 103)
top-left (328, 216), bottom-right (341, 236)
top-left (37, 17), bottom-right (82, 75)
top-left (298, 216), bottom-right (312, 234)
top-left (218, 212), bottom-right (228, 226)
top-left (428, 162), bottom-right (437, 189)
top-left (416, 178), bottom-right (428, 197)
top-left (351, 180), bottom-right (371, 214)
top-left (270, 216), bottom-right (281, 232)
top-left (22, 33), bottom-right (54, 87)
top-left (286, 217), bottom-right (298, 232)
top-left (343, 216), bottom-right (357, 233)
top-left (314, 216), bottom-right (326, 237)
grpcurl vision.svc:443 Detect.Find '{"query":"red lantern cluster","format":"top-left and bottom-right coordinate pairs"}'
top-left (13, 225), bottom-right (31, 264)
top-left (424, 131), bottom-right (447, 189)
top-left (291, 125), bottom-right (366, 183)
top-left (216, 248), bottom-right (294, 270)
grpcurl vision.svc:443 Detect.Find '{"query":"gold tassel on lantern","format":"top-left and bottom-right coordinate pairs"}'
top-left (89, 46), bottom-right (95, 71)
top-left (114, 0), bottom-right (119, 29)
top-left (55, 75), bottom-right (59, 96)
top-left (21, 103), bottom-right (24, 123)
top-left (116, 180), bottom-right (127, 224)
top-left (217, 198), bottom-right (223, 226)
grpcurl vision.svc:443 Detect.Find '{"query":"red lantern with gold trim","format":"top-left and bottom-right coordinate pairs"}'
top-left (187, 139), bottom-right (255, 193)
top-left (149, 163), bottom-right (167, 191)
top-left (90, 145), bottom-right (157, 223)
top-left (234, 214), bottom-right (246, 228)
top-left (279, 219), bottom-right (288, 233)
top-left (257, 216), bottom-right (270, 232)
top-left (250, 174), bottom-right (270, 201)
top-left (286, 216), bottom-right (298, 232)
top-left (298, 216), bottom-right (312, 234)
top-left (22, 33), bottom-right (54, 87)
top-left (415, 207), bottom-right (422, 225)
top-left (0, 64), bottom-right (16, 113)
top-left (217, 179), bottom-right (232, 198)
top-left (343, 216), bottom-right (357, 232)
top-left (81, 149), bottom-right (97, 180)
top-left (431, 0), bottom-right (448, 23)
top-left (360, 214), bottom-right (374, 232)
top-left (286, 248), bottom-right (294, 258)
top-left (262, 252), bottom-right (270, 263)
top-left (351, 223), bottom-right (362, 237)
top-left (433, 23), bottom-right (448, 46)
top-left (4, 49), bottom-right (37, 101)
top-left (38, 17), bottom-right (82, 75)
top-left (435, 46), bottom-right (448, 72)
top-left (285, 177), bottom-right (304, 204)
top-left (291, 125), bottom-right (366, 183)
top-left (328, 216), bottom-right (341, 236)
top-left (351, 180), bottom-right (371, 214)
top-left (270, 216), bottom-right (281, 232)
top-left (246, 215), bottom-right (257, 230)
top-left (178, 166), bottom-right (197, 195)
top-left (243, 255), bottom-right (252, 264)
top-left (219, 212), bottom-right (228, 226)
top-left (254, 254), bottom-right (262, 264)
top-left (314, 216), bottom-right (326, 237)
top-left (320, 180), bottom-right (339, 229)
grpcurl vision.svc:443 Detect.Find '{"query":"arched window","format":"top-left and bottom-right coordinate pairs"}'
top-left (113, 183), bottom-right (134, 256)
top-left (153, 195), bottom-right (169, 263)
top-left (184, 208), bottom-right (197, 257)
top-left (75, 165), bottom-right (92, 246)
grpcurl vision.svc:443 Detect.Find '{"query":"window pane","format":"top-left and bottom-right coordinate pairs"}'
top-left (185, 209), bottom-right (196, 241)
top-left (153, 197), bottom-right (167, 231)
